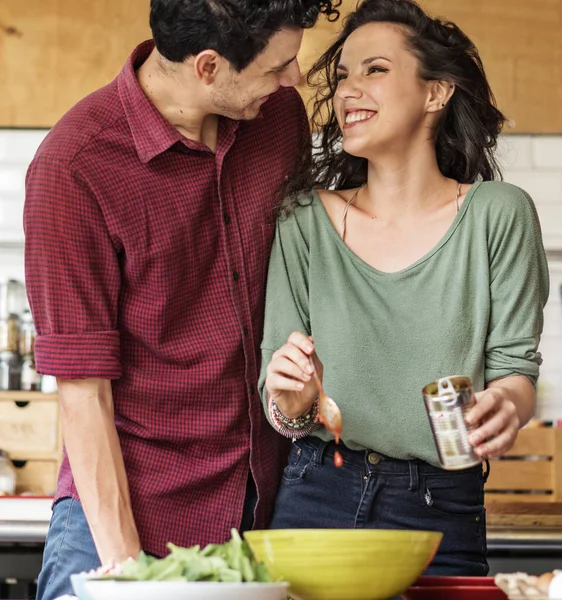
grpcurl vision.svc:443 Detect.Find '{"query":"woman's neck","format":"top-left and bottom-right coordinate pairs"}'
top-left (360, 145), bottom-right (455, 223)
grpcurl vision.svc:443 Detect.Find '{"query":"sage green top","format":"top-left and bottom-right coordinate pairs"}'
top-left (258, 181), bottom-right (550, 466)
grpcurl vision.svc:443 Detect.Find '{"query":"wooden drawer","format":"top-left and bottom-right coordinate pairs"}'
top-left (13, 460), bottom-right (59, 496)
top-left (0, 392), bottom-right (60, 460)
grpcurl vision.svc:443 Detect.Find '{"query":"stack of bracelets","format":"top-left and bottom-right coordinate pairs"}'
top-left (268, 396), bottom-right (319, 439)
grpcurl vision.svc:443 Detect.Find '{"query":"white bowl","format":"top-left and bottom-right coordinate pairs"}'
top-left (70, 573), bottom-right (96, 600)
top-left (83, 580), bottom-right (289, 600)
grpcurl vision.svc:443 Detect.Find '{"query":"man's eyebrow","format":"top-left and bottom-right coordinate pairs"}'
top-left (271, 56), bottom-right (296, 71)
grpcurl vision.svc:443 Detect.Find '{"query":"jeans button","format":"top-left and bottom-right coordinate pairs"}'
top-left (368, 452), bottom-right (381, 465)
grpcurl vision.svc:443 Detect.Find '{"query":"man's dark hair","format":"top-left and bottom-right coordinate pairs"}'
top-left (150, 0), bottom-right (341, 72)
top-left (282, 0), bottom-right (506, 214)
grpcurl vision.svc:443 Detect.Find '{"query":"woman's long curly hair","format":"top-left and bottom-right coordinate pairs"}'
top-left (281, 0), bottom-right (506, 215)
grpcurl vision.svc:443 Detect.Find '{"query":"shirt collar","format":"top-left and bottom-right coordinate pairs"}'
top-left (118, 40), bottom-right (240, 163)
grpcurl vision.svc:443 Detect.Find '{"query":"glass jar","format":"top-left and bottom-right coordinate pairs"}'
top-left (0, 315), bottom-right (20, 353)
top-left (0, 350), bottom-right (22, 391)
top-left (0, 449), bottom-right (16, 495)
top-left (21, 353), bottom-right (41, 391)
top-left (19, 309), bottom-right (36, 356)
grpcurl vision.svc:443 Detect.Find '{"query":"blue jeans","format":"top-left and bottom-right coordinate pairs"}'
top-left (36, 475), bottom-right (258, 600)
top-left (36, 498), bottom-right (100, 600)
top-left (270, 437), bottom-right (489, 576)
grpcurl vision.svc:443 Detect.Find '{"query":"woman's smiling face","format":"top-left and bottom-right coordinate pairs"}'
top-left (333, 21), bottom-right (436, 159)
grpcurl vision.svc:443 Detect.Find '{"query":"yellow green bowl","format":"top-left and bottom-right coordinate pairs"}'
top-left (245, 529), bottom-right (442, 600)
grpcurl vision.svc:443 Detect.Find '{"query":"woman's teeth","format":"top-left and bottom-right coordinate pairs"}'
top-left (345, 111), bottom-right (376, 125)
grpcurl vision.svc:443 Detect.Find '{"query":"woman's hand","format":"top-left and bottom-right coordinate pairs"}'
top-left (265, 332), bottom-right (322, 419)
top-left (465, 375), bottom-right (535, 459)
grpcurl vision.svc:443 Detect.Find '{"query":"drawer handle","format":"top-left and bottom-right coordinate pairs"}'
top-left (12, 460), bottom-right (27, 469)
top-left (15, 401), bottom-right (30, 409)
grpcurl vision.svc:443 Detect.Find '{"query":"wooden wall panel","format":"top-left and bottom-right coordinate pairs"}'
top-left (0, 0), bottom-right (150, 127)
top-left (297, 0), bottom-right (562, 133)
top-left (0, 0), bottom-right (560, 132)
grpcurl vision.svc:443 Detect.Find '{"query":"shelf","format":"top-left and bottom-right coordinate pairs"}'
top-left (8, 451), bottom-right (61, 462)
top-left (0, 240), bottom-right (24, 249)
top-left (0, 391), bottom-right (57, 401)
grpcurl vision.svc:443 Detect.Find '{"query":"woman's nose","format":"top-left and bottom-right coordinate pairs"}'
top-left (336, 76), bottom-right (363, 99)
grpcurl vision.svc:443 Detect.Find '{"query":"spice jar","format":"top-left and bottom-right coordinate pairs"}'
top-left (21, 354), bottom-right (41, 391)
top-left (0, 350), bottom-right (21, 391)
top-left (0, 280), bottom-right (24, 353)
top-left (0, 449), bottom-right (16, 496)
top-left (19, 309), bottom-right (36, 356)
top-left (0, 317), bottom-right (19, 352)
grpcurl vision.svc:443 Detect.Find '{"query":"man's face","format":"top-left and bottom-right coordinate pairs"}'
top-left (210, 28), bottom-right (303, 120)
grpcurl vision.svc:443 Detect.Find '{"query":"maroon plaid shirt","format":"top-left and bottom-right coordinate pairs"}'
top-left (24, 41), bottom-right (307, 557)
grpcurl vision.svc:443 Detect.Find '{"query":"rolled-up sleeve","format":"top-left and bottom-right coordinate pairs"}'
top-left (485, 187), bottom-right (550, 386)
top-left (24, 155), bottom-right (122, 379)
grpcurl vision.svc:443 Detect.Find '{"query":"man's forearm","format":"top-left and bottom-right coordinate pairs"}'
top-left (58, 377), bottom-right (141, 564)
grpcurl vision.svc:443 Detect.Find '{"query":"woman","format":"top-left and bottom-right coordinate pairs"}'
top-left (259, 0), bottom-right (549, 576)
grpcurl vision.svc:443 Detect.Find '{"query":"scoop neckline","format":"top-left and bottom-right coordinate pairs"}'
top-left (311, 180), bottom-right (482, 277)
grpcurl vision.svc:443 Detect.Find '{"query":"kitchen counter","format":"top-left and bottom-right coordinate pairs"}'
top-left (2, 498), bottom-right (562, 545)
top-left (0, 497), bottom-right (52, 543)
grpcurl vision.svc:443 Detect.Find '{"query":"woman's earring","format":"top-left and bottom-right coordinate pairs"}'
top-left (441, 103), bottom-right (445, 107)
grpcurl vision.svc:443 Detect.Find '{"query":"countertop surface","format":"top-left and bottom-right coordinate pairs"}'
top-left (2, 498), bottom-right (562, 548)
top-left (0, 497), bottom-right (52, 543)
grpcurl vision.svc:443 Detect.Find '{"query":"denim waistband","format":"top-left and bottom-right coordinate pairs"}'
top-left (302, 435), bottom-right (488, 480)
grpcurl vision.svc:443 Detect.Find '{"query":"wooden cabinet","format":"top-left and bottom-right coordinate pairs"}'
top-left (1, 0), bottom-right (560, 132)
top-left (0, 0), bottom-right (150, 127)
top-left (0, 391), bottom-right (61, 496)
top-left (298, 0), bottom-right (562, 133)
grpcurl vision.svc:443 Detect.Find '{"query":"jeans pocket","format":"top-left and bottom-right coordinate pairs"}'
top-left (419, 472), bottom-right (485, 522)
top-left (281, 438), bottom-right (315, 485)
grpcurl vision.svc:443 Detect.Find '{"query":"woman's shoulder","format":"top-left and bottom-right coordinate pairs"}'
top-left (473, 180), bottom-right (534, 207)
top-left (278, 189), bottom-right (320, 222)
top-left (470, 180), bottom-right (539, 223)
top-left (279, 187), bottom-right (347, 221)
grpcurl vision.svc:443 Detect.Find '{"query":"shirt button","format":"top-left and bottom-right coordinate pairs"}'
top-left (243, 327), bottom-right (249, 337)
top-left (224, 214), bottom-right (231, 225)
top-left (233, 271), bottom-right (240, 281)
top-left (368, 453), bottom-right (381, 465)
top-left (250, 386), bottom-right (255, 395)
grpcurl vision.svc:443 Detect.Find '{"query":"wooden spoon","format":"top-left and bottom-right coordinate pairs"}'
top-left (309, 356), bottom-right (344, 467)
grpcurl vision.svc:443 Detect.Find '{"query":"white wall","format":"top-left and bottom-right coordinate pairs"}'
top-left (0, 130), bottom-right (47, 280)
top-left (0, 129), bottom-right (561, 417)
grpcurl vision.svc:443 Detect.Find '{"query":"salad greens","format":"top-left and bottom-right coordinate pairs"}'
top-left (116, 529), bottom-right (273, 583)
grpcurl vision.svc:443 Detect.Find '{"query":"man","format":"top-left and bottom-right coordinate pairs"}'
top-left (24, 1), bottom-right (340, 598)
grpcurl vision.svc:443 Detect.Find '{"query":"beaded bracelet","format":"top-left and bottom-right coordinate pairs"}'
top-left (268, 396), bottom-right (319, 439)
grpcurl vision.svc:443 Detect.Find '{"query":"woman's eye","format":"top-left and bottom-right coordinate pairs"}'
top-left (336, 73), bottom-right (347, 81)
top-left (367, 66), bottom-right (387, 75)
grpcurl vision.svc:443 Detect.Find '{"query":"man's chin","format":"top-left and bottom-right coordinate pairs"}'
top-left (218, 104), bottom-right (262, 122)
top-left (239, 104), bottom-right (263, 121)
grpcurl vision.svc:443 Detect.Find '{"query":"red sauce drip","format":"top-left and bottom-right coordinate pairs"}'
top-left (334, 450), bottom-right (344, 468)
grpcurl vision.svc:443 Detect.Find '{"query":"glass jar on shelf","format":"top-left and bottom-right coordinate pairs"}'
top-left (0, 449), bottom-right (16, 496)
top-left (21, 353), bottom-right (41, 391)
top-left (0, 280), bottom-right (25, 353)
top-left (19, 309), bottom-right (36, 356)
top-left (0, 350), bottom-right (22, 391)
